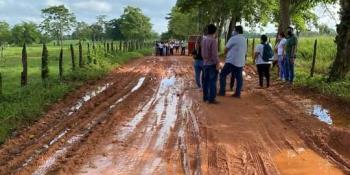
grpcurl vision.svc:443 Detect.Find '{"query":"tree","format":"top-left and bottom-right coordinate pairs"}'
top-left (118, 6), bottom-right (153, 40)
top-left (167, 7), bottom-right (199, 40)
top-left (40, 5), bottom-right (76, 47)
top-left (72, 21), bottom-right (92, 41)
top-left (0, 21), bottom-right (11, 46)
top-left (328, 0), bottom-right (350, 81)
top-left (11, 22), bottom-right (41, 45)
top-left (90, 24), bottom-right (104, 42)
top-left (318, 24), bottom-right (336, 35)
top-left (105, 19), bottom-right (125, 40)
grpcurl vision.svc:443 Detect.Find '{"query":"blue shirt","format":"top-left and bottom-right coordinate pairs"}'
top-left (225, 34), bottom-right (247, 67)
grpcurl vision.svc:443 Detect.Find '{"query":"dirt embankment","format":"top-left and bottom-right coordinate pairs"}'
top-left (0, 56), bottom-right (349, 175)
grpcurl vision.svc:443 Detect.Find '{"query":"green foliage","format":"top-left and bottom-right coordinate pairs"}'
top-left (0, 21), bottom-right (11, 46)
top-left (119, 6), bottom-right (153, 40)
top-left (72, 22), bottom-right (92, 41)
top-left (40, 5), bottom-right (77, 45)
top-left (11, 22), bottom-right (41, 45)
top-left (167, 7), bottom-right (199, 39)
top-left (0, 43), bottom-right (153, 143)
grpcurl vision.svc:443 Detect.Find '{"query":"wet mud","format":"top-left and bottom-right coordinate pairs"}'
top-left (0, 56), bottom-right (349, 175)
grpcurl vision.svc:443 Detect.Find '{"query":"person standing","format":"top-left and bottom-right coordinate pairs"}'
top-left (159, 42), bottom-right (164, 56)
top-left (219, 26), bottom-right (247, 98)
top-left (284, 27), bottom-right (298, 85)
top-left (276, 32), bottom-right (287, 81)
top-left (192, 37), bottom-right (204, 88)
top-left (201, 24), bottom-right (219, 104)
top-left (254, 35), bottom-right (273, 88)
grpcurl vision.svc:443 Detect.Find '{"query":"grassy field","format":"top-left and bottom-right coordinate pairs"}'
top-left (0, 41), bottom-right (153, 143)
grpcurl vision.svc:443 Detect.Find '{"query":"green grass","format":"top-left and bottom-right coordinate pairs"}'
top-left (0, 42), bottom-right (153, 143)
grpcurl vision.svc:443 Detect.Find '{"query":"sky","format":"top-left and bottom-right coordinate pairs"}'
top-left (0, 0), bottom-right (177, 34)
top-left (0, 0), bottom-right (340, 34)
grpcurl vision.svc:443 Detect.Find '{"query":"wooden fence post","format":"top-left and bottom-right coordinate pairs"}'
top-left (310, 39), bottom-right (318, 77)
top-left (1, 46), bottom-right (3, 58)
top-left (70, 44), bottom-right (75, 70)
top-left (0, 73), bottom-right (2, 95)
top-left (252, 38), bottom-right (255, 61)
top-left (79, 42), bottom-right (83, 68)
top-left (59, 48), bottom-right (63, 79)
top-left (21, 43), bottom-right (28, 87)
top-left (87, 43), bottom-right (91, 64)
top-left (107, 42), bottom-right (110, 53)
top-left (111, 42), bottom-right (114, 53)
top-left (41, 44), bottom-right (49, 82)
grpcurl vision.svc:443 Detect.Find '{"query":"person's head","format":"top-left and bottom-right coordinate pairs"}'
top-left (287, 26), bottom-right (294, 36)
top-left (206, 24), bottom-right (217, 35)
top-left (260, 35), bottom-right (268, 44)
top-left (278, 32), bottom-right (285, 39)
top-left (234, 26), bottom-right (244, 35)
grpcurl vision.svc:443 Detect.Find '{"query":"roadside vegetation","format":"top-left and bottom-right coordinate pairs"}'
top-left (0, 5), bottom-right (155, 143)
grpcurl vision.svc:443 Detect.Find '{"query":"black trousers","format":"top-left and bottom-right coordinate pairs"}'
top-left (257, 64), bottom-right (271, 87)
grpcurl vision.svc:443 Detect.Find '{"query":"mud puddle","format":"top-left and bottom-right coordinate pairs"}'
top-left (79, 69), bottom-right (188, 174)
top-left (274, 148), bottom-right (344, 175)
top-left (28, 77), bottom-right (147, 175)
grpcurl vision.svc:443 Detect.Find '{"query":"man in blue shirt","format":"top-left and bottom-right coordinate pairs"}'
top-left (219, 26), bottom-right (247, 98)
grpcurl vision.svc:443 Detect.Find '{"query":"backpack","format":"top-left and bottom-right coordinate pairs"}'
top-left (262, 43), bottom-right (274, 62)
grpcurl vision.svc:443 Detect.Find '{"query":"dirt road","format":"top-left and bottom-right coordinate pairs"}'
top-left (1, 56), bottom-right (350, 175)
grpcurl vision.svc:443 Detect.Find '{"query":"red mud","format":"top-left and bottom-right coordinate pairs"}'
top-left (0, 56), bottom-right (349, 175)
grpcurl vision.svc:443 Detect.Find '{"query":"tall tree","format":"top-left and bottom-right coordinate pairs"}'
top-left (0, 21), bottom-right (11, 46)
top-left (329, 0), bottom-right (350, 81)
top-left (11, 22), bottom-right (41, 45)
top-left (118, 6), bottom-right (153, 40)
top-left (40, 5), bottom-right (76, 47)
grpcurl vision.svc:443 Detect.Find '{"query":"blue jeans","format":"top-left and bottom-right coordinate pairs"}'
top-left (231, 65), bottom-right (243, 97)
top-left (194, 60), bottom-right (203, 88)
top-left (219, 63), bottom-right (234, 95)
top-left (278, 55), bottom-right (285, 79)
top-left (284, 55), bottom-right (295, 82)
top-left (203, 65), bottom-right (218, 102)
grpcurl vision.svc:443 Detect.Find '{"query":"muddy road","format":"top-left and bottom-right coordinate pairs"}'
top-left (1, 56), bottom-right (350, 175)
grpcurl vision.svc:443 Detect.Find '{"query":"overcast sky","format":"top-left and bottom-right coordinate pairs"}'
top-left (0, 0), bottom-right (339, 34)
top-left (0, 0), bottom-right (177, 34)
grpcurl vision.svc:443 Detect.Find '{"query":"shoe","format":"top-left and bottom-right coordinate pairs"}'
top-left (232, 94), bottom-right (241, 98)
top-left (208, 100), bottom-right (219, 104)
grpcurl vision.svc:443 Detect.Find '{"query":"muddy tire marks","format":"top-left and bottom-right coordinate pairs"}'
top-left (1, 56), bottom-right (350, 175)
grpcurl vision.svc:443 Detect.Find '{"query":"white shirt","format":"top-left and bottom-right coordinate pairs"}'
top-left (277, 38), bottom-right (287, 56)
top-left (255, 43), bottom-right (273, 65)
top-left (225, 34), bottom-right (247, 67)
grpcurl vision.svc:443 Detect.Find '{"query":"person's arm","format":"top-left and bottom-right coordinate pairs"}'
top-left (291, 38), bottom-right (298, 63)
top-left (212, 40), bottom-right (220, 70)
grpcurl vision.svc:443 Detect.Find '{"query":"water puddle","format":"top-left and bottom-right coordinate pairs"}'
top-left (274, 148), bottom-right (344, 175)
top-left (68, 83), bottom-right (114, 116)
top-left (311, 105), bottom-right (333, 125)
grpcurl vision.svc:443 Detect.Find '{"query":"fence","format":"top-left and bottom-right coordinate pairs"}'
top-left (0, 40), bottom-right (153, 95)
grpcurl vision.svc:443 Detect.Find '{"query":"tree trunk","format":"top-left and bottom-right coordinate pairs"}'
top-left (70, 44), bottom-right (75, 70)
top-left (21, 43), bottom-right (27, 87)
top-left (217, 17), bottom-right (225, 52)
top-left (41, 44), bottom-right (49, 81)
top-left (278, 0), bottom-right (291, 35)
top-left (329, 0), bottom-right (350, 81)
top-left (226, 16), bottom-right (238, 43)
top-left (79, 42), bottom-right (83, 68)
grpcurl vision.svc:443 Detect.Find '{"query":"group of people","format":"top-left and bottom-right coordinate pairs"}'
top-left (155, 40), bottom-right (187, 56)
top-left (192, 24), bottom-right (298, 104)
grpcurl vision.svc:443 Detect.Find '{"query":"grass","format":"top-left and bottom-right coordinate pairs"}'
top-left (0, 42), bottom-right (153, 143)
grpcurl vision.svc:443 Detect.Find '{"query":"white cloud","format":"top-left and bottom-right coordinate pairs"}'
top-left (72, 0), bottom-right (112, 13)
top-left (46, 0), bottom-right (65, 6)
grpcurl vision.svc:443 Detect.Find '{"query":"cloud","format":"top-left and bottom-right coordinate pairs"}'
top-left (72, 0), bottom-right (112, 13)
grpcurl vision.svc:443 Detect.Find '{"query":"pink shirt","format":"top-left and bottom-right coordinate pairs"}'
top-left (201, 35), bottom-right (219, 65)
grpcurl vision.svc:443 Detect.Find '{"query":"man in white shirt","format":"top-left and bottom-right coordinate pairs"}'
top-left (219, 26), bottom-right (247, 98)
top-left (254, 35), bottom-right (273, 88)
